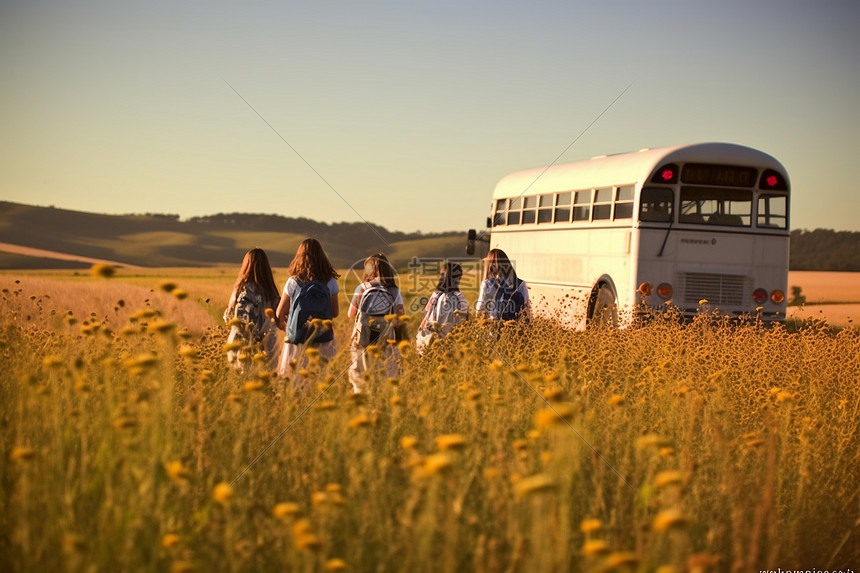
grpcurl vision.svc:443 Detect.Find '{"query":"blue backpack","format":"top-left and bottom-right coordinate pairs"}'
top-left (287, 280), bottom-right (334, 344)
top-left (490, 278), bottom-right (525, 321)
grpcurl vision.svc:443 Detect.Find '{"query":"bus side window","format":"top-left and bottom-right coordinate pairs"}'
top-left (555, 192), bottom-right (571, 223)
top-left (507, 197), bottom-right (522, 225)
top-left (614, 186), bottom-right (634, 219)
top-left (537, 194), bottom-right (553, 223)
top-left (493, 199), bottom-right (507, 226)
top-left (593, 188), bottom-right (613, 220)
top-left (639, 187), bottom-right (674, 222)
top-left (573, 190), bottom-right (591, 221)
top-left (522, 196), bottom-right (537, 224)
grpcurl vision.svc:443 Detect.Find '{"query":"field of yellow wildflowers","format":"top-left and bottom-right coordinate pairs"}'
top-left (1, 268), bottom-right (858, 572)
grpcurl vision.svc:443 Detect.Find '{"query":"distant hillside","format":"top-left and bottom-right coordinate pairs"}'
top-left (0, 202), bottom-right (470, 269)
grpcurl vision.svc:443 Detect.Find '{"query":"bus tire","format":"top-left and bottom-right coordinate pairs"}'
top-left (589, 284), bottom-right (618, 329)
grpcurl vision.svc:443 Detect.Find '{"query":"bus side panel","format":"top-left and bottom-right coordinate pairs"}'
top-left (491, 227), bottom-right (633, 326)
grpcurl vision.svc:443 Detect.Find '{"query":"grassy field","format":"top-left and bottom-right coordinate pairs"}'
top-left (1, 268), bottom-right (859, 572)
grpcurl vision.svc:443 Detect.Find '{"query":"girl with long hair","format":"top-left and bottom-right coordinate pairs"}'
top-left (224, 247), bottom-right (281, 369)
top-left (475, 248), bottom-right (529, 320)
top-left (276, 238), bottom-right (340, 379)
top-left (415, 261), bottom-right (469, 354)
top-left (346, 252), bottom-right (404, 392)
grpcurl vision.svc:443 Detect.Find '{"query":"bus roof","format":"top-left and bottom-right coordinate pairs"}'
top-left (492, 142), bottom-right (788, 199)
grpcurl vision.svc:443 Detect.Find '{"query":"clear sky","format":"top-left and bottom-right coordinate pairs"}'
top-left (1, 0), bottom-right (859, 233)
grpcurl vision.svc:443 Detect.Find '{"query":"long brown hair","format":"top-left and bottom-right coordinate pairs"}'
top-left (362, 252), bottom-right (397, 288)
top-left (288, 238), bottom-right (339, 283)
top-left (435, 261), bottom-right (463, 293)
top-left (234, 247), bottom-right (280, 305)
top-left (482, 248), bottom-right (517, 282)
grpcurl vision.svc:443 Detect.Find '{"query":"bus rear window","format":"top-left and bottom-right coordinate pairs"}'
top-left (757, 195), bottom-right (788, 229)
top-left (680, 187), bottom-right (751, 226)
top-left (640, 187), bottom-right (674, 222)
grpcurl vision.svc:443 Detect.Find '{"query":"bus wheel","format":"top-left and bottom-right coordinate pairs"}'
top-left (589, 285), bottom-right (618, 329)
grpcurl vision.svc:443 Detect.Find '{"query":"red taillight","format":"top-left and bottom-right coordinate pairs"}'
top-left (656, 283), bottom-right (673, 299)
top-left (638, 282), bottom-right (653, 296)
top-left (771, 290), bottom-right (785, 304)
top-left (753, 288), bottom-right (768, 303)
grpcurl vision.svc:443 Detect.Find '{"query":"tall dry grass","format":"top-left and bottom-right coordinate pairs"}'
top-left (1, 272), bottom-right (858, 572)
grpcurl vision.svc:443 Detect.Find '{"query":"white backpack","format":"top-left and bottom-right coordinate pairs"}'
top-left (354, 283), bottom-right (397, 347)
top-left (428, 291), bottom-right (466, 337)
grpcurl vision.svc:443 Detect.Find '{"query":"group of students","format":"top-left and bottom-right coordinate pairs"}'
top-left (223, 239), bottom-right (528, 392)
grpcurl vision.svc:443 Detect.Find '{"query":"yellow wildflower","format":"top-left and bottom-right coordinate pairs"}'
top-left (400, 436), bottom-right (418, 450)
top-left (166, 461), bottom-right (192, 483)
top-left (513, 473), bottom-right (556, 497)
top-left (273, 502), bottom-right (301, 518)
top-left (422, 453), bottom-right (454, 475)
top-left (435, 434), bottom-right (467, 450)
top-left (325, 558), bottom-right (348, 572)
top-left (9, 446), bottom-right (36, 462)
top-left (654, 470), bottom-right (683, 489)
top-left (606, 552), bottom-right (639, 567)
top-left (582, 539), bottom-right (610, 556)
top-left (179, 345), bottom-right (199, 359)
top-left (162, 534), bottom-right (181, 548)
top-left (653, 508), bottom-right (687, 531)
top-left (223, 340), bottom-right (243, 352)
top-left (580, 518), bottom-right (603, 533)
top-left (213, 482), bottom-right (234, 504)
top-left (348, 414), bottom-right (371, 428)
top-left (294, 534), bottom-right (322, 551)
top-left (535, 403), bottom-right (576, 428)
top-left (542, 387), bottom-right (564, 401)
top-left (112, 417), bottom-right (138, 429)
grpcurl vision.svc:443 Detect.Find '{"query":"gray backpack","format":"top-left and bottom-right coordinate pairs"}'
top-left (355, 283), bottom-right (396, 347)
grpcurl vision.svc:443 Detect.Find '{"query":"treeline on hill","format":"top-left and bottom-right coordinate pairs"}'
top-left (789, 229), bottom-right (860, 271)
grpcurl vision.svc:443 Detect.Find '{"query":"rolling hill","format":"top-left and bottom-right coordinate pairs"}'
top-left (0, 202), bottom-right (470, 269)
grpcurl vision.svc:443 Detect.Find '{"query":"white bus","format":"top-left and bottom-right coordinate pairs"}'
top-left (467, 142), bottom-right (790, 326)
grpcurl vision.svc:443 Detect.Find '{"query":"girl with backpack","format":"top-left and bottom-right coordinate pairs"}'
top-left (275, 238), bottom-right (340, 378)
top-left (224, 247), bottom-right (281, 370)
top-left (415, 261), bottom-right (469, 354)
top-left (347, 252), bottom-right (404, 392)
top-left (476, 248), bottom-right (529, 320)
